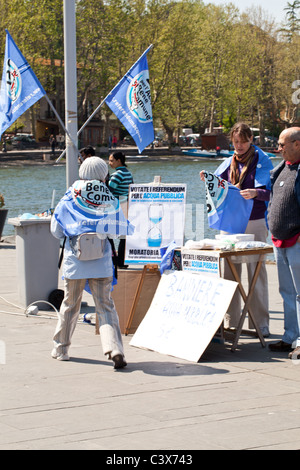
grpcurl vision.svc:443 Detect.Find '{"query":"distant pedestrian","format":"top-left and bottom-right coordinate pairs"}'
top-left (112, 135), bottom-right (117, 148)
top-left (268, 127), bottom-right (300, 360)
top-left (49, 134), bottom-right (56, 155)
top-left (57, 133), bottom-right (65, 150)
top-left (108, 151), bottom-right (134, 268)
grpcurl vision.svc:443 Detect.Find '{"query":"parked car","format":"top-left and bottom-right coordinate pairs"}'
top-left (11, 135), bottom-right (38, 150)
top-left (153, 137), bottom-right (163, 147)
top-left (186, 134), bottom-right (201, 146)
top-left (122, 135), bottom-right (135, 146)
top-left (179, 134), bottom-right (201, 146)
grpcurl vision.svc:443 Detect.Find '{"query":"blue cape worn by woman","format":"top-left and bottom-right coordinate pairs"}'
top-left (209, 146), bottom-right (273, 233)
top-left (215, 145), bottom-right (273, 192)
top-left (53, 180), bottom-right (135, 238)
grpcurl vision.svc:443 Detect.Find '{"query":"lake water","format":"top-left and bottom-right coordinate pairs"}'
top-left (0, 157), bottom-right (281, 243)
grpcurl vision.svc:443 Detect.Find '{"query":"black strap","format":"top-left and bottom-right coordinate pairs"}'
top-left (108, 238), bottom-right (118, 280)
top-left (58, 237), bottom-right (66, 269)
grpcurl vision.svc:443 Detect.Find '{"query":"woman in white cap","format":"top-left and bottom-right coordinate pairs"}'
top-left (50, 157), bottom-right (133, 369)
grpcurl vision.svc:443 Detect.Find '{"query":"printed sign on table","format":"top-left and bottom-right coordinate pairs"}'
top-left (125, 184), bottom-right (187, 265)
top-left (130, 271), bottom-right (237, 362)
top-left (181, 249), bottom-right (221, 278)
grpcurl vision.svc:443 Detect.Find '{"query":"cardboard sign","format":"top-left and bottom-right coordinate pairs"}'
top-left (181, 249), bottom-right (221, 278)
top-left (125, 184), bottom-right (186, 265)
top-left (130, 271), bottom-right (237, 362)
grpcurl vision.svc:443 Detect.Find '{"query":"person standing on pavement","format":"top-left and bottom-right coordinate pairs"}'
top-left (108, 152), bottom-right (134, 267)
top-left (268, 127), bottom-right (300, 360)
top-left (51, 157), bottom-right (133, 369)
top-left (201, 123), bottom-right (273, 337)
top-left (49, 134), bottom-right (56, 156)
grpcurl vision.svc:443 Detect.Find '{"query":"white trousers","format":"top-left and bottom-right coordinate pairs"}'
top-left (53, 277), bottom-right (125, 359)
top-left (222, 219), bottom-right (270, 331)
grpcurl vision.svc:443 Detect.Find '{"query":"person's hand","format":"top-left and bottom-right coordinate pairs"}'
top-left (240, 189), bottom-right (258, 200)
top-left (199, 170), bottom-right (206, 182)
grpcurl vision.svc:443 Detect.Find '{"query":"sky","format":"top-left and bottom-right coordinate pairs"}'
top-left (203, 0), bottom-right (290, 24)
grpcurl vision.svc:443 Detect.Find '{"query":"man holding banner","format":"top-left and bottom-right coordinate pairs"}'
top-left (201, 123), bottom-right (273, 337)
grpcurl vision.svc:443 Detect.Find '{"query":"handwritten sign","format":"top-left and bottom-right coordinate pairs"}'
top-left (181, 249), bottom-right (221, 278)
top-left (130, 271), bottom-right (237, 362)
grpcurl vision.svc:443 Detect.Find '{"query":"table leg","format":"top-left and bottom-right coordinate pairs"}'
top-left (225, 256), bottom-right (266, 352)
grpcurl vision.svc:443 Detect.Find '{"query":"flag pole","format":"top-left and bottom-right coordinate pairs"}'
top-left (56, 97), bottom-right (105, 163)
top-left (63, 0), bottom-right (79, 188)
top-left (55, 44), bottom-right (154, 164)
top-left (78, 44), bottom-right (154, 136)
top-left (45, 95), bottom-right (82, 162)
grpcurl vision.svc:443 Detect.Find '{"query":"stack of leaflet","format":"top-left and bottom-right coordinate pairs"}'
top-left (184, 239), bottom-right (234, 251)
top-left (215, 233), bottom-right (255, 244)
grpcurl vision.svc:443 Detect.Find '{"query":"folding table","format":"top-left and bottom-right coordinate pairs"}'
top-left (217, 246), bottom-right (274, 351)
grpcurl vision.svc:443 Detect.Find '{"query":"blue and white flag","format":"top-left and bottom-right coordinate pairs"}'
top-left (105, 45), bottom-right (154, 153)
top-left (160, 241), bottom-right (178, 274)
top-left (204, 172), bottom-right (253, 234)
top-left (0, 30), bottom-right (46, 138)
top-left (53, 180), bottom-right (135, 239)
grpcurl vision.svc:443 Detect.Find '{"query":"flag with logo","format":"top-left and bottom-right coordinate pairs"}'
top-left (105, 45), bottom-right (154, 153)
top-left (0, 30), bottom-right (46, 138)
top-left (160, 241), bottom-right (178, 274)
top-left (203, 172), bottom-right (253, 234)
top-left (53, 180), bottom-right (135, 239)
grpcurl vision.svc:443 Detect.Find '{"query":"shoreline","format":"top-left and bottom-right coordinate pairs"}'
top-left (0, 147), bottom-right (282, 167)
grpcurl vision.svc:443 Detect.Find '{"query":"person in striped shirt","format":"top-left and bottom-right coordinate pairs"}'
top-left (108, 152), bottom-right (134, 199)
top-left (108, 152), bottom-right (134, 267)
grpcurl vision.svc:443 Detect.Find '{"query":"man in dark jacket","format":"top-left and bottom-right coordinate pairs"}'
top-left (268, 127), bottom-right (300, 360)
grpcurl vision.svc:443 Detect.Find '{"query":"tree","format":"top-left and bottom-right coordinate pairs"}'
top-left (281, 1), bottom-right (300, 41)
top-left (1, 0), bottom-right (300, 146)
top-left (0, 0), bottom-right (65, 122)
top-left (150, 0), bottom-right (207, 142)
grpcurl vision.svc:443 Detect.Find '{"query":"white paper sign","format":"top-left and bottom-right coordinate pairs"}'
top-left (181, 249), bottom-right (221, 278)
top-left (125, 184), bottom-right (186, 265)
top-left (130, 271), bottom-right (237, 362)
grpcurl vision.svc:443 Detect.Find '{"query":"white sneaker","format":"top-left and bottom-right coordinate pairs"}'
top-left (51, 349), bottom-right (70, 361)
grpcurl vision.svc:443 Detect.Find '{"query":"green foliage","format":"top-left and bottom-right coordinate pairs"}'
top-left (0, 0), bottom-right (299, 142)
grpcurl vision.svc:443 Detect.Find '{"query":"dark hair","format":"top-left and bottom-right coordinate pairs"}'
top-left (80, 146), bottom-right (95, 157)
top-left (111, 151), bottom-right (127, 167)
top-left (230, 123), bottom-right (253, 143)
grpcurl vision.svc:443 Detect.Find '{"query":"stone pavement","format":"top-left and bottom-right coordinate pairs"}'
top-left (0, 241), bottom-right (300, 451)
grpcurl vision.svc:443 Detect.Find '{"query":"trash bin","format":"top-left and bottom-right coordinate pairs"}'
top-left (8, 217), bottom-right (60, 308)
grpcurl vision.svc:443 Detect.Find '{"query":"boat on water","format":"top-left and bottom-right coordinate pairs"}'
top-left (182, 149), bottom-right (233, 158)
top-left (265, 151), bottom-right (280, 158)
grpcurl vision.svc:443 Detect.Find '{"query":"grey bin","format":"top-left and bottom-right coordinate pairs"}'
top-left (8, 217), bottom-right (60, 309)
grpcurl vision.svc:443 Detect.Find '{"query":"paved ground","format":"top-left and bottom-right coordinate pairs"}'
top-left (0, 240), bottom-right (299, 451)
